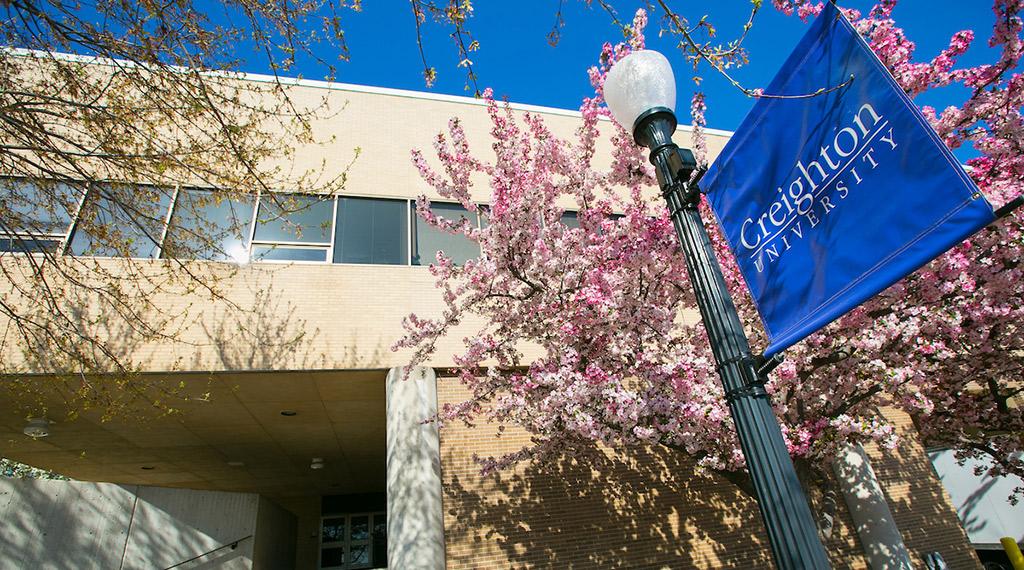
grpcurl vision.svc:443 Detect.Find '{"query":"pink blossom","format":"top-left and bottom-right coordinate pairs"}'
top-left (396, 3), bottom-right (1024, 497)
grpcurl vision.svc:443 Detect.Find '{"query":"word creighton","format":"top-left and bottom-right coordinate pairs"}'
top-left (738, 102), bottom-right (898, 273)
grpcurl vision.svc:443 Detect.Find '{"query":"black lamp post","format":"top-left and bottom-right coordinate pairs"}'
top-left (604, 50), bottom-right (832, 570)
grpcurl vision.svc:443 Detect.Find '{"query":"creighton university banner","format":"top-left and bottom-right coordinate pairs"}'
top-left (699, 2), bottom-right (996, 357)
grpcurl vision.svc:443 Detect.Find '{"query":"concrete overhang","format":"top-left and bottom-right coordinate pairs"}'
top-left (0, 369), bottom-right (386, 499)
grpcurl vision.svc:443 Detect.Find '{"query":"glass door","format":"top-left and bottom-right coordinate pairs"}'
top-left (320, 512), bottom-right (386, 569)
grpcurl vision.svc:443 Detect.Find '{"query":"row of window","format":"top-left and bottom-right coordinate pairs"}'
top-left (0, 179), bottom-right (512, 266)
top-left (0, 179), bottom-right (597, 267)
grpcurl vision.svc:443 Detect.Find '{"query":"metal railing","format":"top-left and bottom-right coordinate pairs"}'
top-left (161, 534), bottom-right (253, 570)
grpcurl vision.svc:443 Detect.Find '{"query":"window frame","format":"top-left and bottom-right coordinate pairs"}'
top-left (248, 192), bottom-right (336, 265)
top-left (153, 185), bottom-right (180, 259)
top-left (409, 199), bottom-right (485, 267)
top-left (0, 177), bottom-right (88, 256)
top-left (319, 511), bottom-right (386, 570)
top-left (65, 181), bottom-right (180, 260)
top-left (332, 195), bottom-right (411, 266)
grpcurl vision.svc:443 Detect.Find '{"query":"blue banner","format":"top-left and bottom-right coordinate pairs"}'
top-left (699, 3), bottom-right (995, 357)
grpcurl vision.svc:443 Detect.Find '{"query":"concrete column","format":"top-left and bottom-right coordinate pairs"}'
top-left (386, 366), bottom-right (445, 570)
top-left (833, 443), bottom-right (913, 569)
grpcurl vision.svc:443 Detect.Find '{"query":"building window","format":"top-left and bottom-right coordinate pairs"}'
top-left (162, 188), bottom-right (255, 262)
top-left (334, 197), bottom-right (408, 265)
top-left (0, 178), bottom-right (82, 254)
top-left (559, 210), bottom-right (625, 232)
top-left (251, 194), bottom-right (334, 262)
top-left (560, 210), bottom-right (579, 228)
top-left (69, 183), bottom-right (174, 258)
top-left (411, 202), bottom-right (480, 266)
top-left (320, 512), bottom-right (386, 569)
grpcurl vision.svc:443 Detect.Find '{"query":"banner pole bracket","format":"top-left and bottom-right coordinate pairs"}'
top-left (756, 353), bottom-right (786, 377)
top-left (995, 195), bottom-right (1023, 219)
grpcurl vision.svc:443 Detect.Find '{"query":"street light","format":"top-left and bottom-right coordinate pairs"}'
top-left (604, 50), bottom-right (832, 570)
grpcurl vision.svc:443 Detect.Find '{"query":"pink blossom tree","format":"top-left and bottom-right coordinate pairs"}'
top-left (394, 1), bottom-right (1024, 500)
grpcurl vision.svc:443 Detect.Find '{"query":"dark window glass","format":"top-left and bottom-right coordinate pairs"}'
top-left (251, 245), bottom-right (327, 262)
top-left (349, 545), bottom-right (369, 565)
top-left (350, 515), bottom-right (369, 541)
top-left (372, 514), bottom-right (387, 566)
top-left (163, 189), bottom-right (255, 262)
top-left (411, 202), bottom-right (480, 266)
top-left (69, 184), bottom-right (173, 258)
top-left (560, 211), bottom-right (579, 228)
top-left (254, 194), bottom-right (333, 244)
top-left (0, 178), bottom-right (81, 236)
top-left (321, 547), bottom-right (344, 567)
top-left (322, 517), bottom-right (345, 543)
top-left (0, 236), bottom-right (61, 254)
top-left (334, 197), bottom-right (407, 265)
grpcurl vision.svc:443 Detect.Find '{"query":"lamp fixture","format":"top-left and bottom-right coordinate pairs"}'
top-left (603, 50), bottom-right (695, 182)
top-left (603, 49), bottom-right (676, 142)
top-left (23, 418), bottom-right (51, 439)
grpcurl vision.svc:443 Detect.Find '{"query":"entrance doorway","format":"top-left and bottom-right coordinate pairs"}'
top-left (318, 512), bottom-right (386, 569)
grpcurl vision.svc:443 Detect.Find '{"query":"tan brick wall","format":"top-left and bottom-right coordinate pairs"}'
top-left (437, 379), bottom-right (980, 569)
top-left (0, 256), bottom-right (491, 372)
top-left (864, 409), bottom-right (981, 569)
top-left (268, 83), bottom-right (731, 210)
top-left (438, 377), bottom-right (872, 569)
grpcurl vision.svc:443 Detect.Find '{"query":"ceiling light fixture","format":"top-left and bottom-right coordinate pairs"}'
top-left (23, 418), bottom-right (51, 439)
top-left (310, 457), bottom-right (325, 470)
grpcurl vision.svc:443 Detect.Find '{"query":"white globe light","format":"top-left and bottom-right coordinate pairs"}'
top-left (603, 50), bottom-right (677, 132)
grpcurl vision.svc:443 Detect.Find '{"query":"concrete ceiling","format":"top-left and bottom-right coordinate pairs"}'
top-left (0, 370), bottom-right (387, 499)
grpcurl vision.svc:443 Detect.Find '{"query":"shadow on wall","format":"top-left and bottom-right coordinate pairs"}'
top-left (0, 478), bottom-right (260, 569)
top-left (4, 269), bottom-right (395, 381)
top-left (14, 298), bottom-right (155, 373)
top-left (0, 264), bottom-right (181, 379)
top-left (1, 294), bottom-right (181, 421)
top-left (442, 443), bottom-right (779, 570)
top-left (386, 367), bottom-right (445, 569)
top-left (0, 477), bottom-right (133, 569)
top-left (869, 418), bottom-right (984, 569)
top-left (200, 284), bottom-right (328, 372)
top-left (120, 485), bottom-right (258, 570)
top-left (958, 475), bottom-right (1000, 537)
top-left (929, 448), bottom-right (1024, 545)
top-left (199, 282), bottom-right (389, 372)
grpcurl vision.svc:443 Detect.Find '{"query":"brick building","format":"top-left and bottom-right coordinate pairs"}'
top-left (0, 76), bottom-right (982, 569)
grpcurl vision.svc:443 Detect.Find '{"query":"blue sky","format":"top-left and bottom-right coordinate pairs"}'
top-left (289, 0), bottom-right (1002, 134)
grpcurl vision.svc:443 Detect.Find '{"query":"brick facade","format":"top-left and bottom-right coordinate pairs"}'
top-left (437, 378), bottom-right (979, 569)
top-left (867, 410), bottom-right (981, 568)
